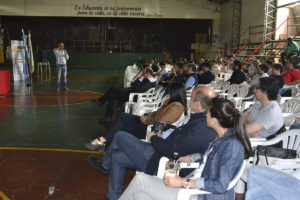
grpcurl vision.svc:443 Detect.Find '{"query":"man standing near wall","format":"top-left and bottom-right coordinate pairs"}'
top-left (53, 42), bottom-right (69, 91)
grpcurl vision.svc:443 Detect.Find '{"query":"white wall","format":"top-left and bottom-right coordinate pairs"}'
top-left (0, 0), bottom-right (220, 20)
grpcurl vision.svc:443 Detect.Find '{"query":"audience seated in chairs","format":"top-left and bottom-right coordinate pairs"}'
top-left (85, 82), bottom-right (187, 151)
top-left (197, 62), bottom-right (215, 85)
top-left (91, 67), bottom-right (156, 121)
top-left (119, 97), bottom-right (252, 200)
top-left (242, 77), bottom-right (284, 138)
top-left (88, 86), bottom-right (216, 200)
top-left (246, 166), bottom-right (300, 200)
top-left (229, 60), bottom-right (246, 85)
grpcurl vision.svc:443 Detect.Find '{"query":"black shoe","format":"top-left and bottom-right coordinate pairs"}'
top-left (88, 155), bottom-right (110, 175)
top-left (84, 141), bottom-right (104, 151)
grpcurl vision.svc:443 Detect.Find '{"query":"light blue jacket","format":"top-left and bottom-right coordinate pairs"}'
top-left (193, 129), bottom-right (245, 200)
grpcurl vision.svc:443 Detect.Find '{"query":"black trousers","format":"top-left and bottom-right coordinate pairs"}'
top-left (99, 87), bottom-right (130, 118)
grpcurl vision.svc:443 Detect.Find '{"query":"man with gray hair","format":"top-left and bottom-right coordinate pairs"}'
top-left (88, 86), bottom-right (217, 200)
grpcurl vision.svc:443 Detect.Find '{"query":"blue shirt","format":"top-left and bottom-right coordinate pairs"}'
top-left (185, 75), bottom-right (197, 88)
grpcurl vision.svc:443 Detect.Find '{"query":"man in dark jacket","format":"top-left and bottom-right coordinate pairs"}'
top-left (92, 67), bottom-right (156, 120)
top-left (198, 62), bottom-right (215, 84)
top-left (229, 60), bottom-right (246, 84)
top-left (88, 86), bottom-right (217, 200)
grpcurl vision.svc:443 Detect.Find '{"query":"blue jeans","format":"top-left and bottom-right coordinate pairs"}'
top-left (103, 112), bottom-right (147, 143)
top-left (290, 123), bottom-right (300, 130)
top-left (56, 65), bottom-right (67, 89)
top-left (101, 131), bottom-right (155, 200)
top-left (246, 166), bottom-right (300, 200)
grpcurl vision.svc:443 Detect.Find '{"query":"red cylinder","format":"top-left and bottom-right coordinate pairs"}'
top-left (0, 69), bottom-right (11, 95)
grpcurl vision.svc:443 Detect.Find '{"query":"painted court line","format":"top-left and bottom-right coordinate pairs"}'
top-left (0, 191), bottom-right (10, 200)
top-left (0, 147), bottom-right (105, 155)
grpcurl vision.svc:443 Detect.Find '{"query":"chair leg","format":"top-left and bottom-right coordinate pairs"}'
top-left (235, 180), bottom-right (246, 194)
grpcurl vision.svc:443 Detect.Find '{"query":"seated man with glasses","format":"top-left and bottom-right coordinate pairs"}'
top-left (242, 77), bottom-right (284, 138)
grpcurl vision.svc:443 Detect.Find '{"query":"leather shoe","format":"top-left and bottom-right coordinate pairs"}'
top-left (84, 141), bottom-right (104, 151)
top-left (88, 155), bottom-right (110, 175)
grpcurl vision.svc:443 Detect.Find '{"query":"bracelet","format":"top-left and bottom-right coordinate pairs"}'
top-left (183, 178), bottom-right (191, 189)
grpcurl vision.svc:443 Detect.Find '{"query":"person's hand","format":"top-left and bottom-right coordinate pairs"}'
top-left (179, 156), bottom-right (194, 163)
top-left (242, 112), bottom-right (250, 122)
top-left (157, 130), bottom-right (162, 137)
top-left (198, 71), bottom-right (204, 75)
top-left (146, 131), bottom-right (156, 143)
top-left (163, 175), bottom-right (182, 188)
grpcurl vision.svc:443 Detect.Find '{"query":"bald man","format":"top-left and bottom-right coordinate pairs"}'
top-left (89, 86), bottom-right (217, 200)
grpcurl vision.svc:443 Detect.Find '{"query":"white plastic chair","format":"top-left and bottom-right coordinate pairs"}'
top-left (229, 84), bottom-right (250, 111)
top-left (280, 99), bottom-right (300, 128)
top-left (219, 84), bottom-right (239, 99)
top-left (176, 160), bottom-right (246, 200)
top-left (124, 87), bottom-right (164, 115)
top-left (236, 129), bottom-right (300, 194)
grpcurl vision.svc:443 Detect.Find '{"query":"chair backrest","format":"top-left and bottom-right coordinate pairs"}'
top-left (237, 84), bottom-right (249, 98)
top-left (227, 84), bottom-right (239, 94)
top-left (227, 160), bottom-right (246, 189)
top-left (290, 87), bottom-right (299, 97)
top-left (280, 99), bottom-right (300, 114)
top-left (259, 130), bottom-right (300, 155)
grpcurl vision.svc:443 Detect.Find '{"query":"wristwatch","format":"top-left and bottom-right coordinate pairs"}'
top-left (184, 178), bottom-right (191, 189)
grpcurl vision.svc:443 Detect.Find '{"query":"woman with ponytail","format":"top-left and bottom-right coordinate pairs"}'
top-left (120, 97), bottom-right (252, 200)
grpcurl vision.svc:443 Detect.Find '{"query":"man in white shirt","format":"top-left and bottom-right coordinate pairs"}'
top-left (53, 42), bottom-right (69, 91)
top-left (243, 77), bottom-right (284, 138)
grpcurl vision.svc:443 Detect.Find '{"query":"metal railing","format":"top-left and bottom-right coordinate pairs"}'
top-left (72, 40), bottom-right (133, 53)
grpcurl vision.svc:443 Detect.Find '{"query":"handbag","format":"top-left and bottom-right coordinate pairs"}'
top-left (254, 145), bottom-right (298, 166)
top-left (151, 121), bottom-right (176, 133)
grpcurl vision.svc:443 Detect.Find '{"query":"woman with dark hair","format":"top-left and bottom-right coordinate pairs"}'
top-left (229, 60), bottom-right (246, 84)
top-left (120, 97), bottom-right (252, 200)
top-left (85, 82), bottom-right (187, 151)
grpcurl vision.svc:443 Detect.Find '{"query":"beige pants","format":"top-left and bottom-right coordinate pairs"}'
top-left (120, 173), bottom-right (197, 200)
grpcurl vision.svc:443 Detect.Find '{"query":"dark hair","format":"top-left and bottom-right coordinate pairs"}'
top-left (136, 57), bottom-right (146, 68)
top-left (159, 62), bottom-right (165, 66)
top-left (259, 64), bottom-right (269, 73)
top-left (187, 63), bottom-right (197, 72)
top-left (209, 97), bottom-right (252, 159)
top-left (233, 60), bottom-right (242, 70)
top-left (272, 63), bottom-right (283, 73)
top-left (285, 57), bottom-right (296, 68)
top-left (144, 67), bottom-right (154, 76)
top-left (169, 82), bottom-right (187, 115)
top-left (176, 62), bottom-right (184, 69)
top-left (259, 77), bottom-right (279, 100)
top-left (193, 90), bottom-right (211, 110)
top-left (287, 37), bottom-right (292, 42)
top-left (142, 63), bottom-right (150, 69)
top-left (265, 60), bottom-right (273, 66)
top-left (203, 62), bottom-right (212, 69)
